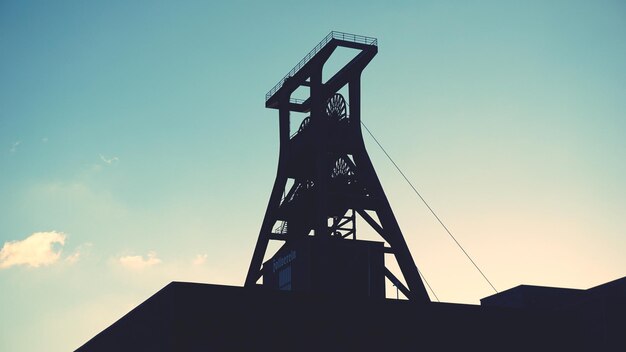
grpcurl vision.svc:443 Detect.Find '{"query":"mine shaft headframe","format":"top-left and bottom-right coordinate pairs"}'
top-left (246, 31), bottom-right (431, 303)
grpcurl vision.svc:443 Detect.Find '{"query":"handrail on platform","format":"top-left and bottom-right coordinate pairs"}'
top-left (265, 31), bottom-right (377, 102)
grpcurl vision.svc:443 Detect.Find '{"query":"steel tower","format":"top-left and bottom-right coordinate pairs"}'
top-left (245, 31), bottom-right (430, 302)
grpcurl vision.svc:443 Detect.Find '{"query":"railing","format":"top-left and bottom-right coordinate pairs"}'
top-left (273, 221), bottom-right (288, 235)
top-left (265, 31), bottom-right (378, 102)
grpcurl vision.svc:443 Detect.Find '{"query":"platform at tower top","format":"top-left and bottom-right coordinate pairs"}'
top-left (264, 31), bottom-right (378, 110)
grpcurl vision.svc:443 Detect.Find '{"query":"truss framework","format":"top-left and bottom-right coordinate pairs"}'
top-left (245, 32), bottom-right (429, 302)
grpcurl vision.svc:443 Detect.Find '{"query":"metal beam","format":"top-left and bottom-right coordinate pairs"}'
top-left (384, 267), bottom-right (412, 300)
top-left (356, 209), bottom-right (386, 240)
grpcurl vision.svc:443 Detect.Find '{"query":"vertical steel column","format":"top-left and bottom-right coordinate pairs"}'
top-left (310, 66), bottom-right (329, 237)
top-left (349, 75), bottom-right (361, 124)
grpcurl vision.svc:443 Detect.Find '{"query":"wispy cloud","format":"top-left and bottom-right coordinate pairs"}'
top-left (118, 251), bottom-right (161, 270)
top-left (99, 154), bottom-right (119, 165)
top-left (192, 254), bottom-right (208, 266)
top-left (41, 137), bottom-right (48, 143)
top-left (9, 141), bottom-right (21, 153)
top-left (65, 251), bottom-right (80, 264)
top-left (0, 231), bottom-right (66, 269)
top-left (65, 242), bottom-right (92, 264)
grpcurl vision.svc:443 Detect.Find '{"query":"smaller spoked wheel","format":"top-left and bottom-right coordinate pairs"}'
top-left (331, 157), bottom-right (353, 179)
top-left (325, 93), bottom-right (348, 122)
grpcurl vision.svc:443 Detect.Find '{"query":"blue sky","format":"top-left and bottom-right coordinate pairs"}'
top-left (1, 1), bottom-right (625, 350)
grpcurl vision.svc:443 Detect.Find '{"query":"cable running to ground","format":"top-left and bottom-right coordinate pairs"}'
top-left (361, 121), bottom-right (498, 294)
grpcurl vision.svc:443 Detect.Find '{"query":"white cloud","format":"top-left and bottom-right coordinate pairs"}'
top-left (118, 251), bottom-right (161, 270)
top-left (192, 254), bottom-right (208, 266)
top-left (10, 141), bottom-right (21, 153)
top-left (99, 154), bottom-right (119, 165)
top-left (41, 137), bottom-right (48, 143)
top-left (0, 231), bottom-right (66, 269)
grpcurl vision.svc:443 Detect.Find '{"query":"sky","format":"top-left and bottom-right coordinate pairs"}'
top-left (1, 1), bottom-right (625, 350)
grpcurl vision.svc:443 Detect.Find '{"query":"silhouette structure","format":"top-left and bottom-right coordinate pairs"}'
top-left (245, 31), bottom-right (428, 301)
top-left (77, 32), bottom-right (625, 351)
top-left (77, 278), bottom-right (625, 351)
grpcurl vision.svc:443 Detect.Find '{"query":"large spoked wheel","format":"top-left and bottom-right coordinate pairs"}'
top-left (298, 116), bottom-right (311, 134)
top-left (326, 93), bottom-right (348, 122)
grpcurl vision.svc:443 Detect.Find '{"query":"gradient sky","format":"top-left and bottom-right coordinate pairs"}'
top-left (1, 1), bottom-right (625, 351)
